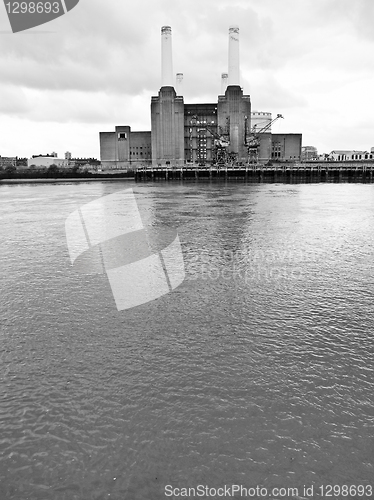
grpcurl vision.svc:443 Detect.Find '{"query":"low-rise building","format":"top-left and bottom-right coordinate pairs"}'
top-left (0, 156), bottom-right (17, 167)
top-left (301, 146), bottom-right (318, 161)
top-left (328, 150), bottom-right (374, 161)
top-left (28, 156), bottom-right (70, 168)
top-left (100, 126), bottom-right (152, 170)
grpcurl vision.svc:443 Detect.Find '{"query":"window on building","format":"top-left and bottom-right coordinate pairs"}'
top-left (118, 133), bottom-right (127, 140)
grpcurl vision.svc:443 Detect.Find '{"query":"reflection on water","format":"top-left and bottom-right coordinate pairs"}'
top-left (0, 181), bottom-right (373, 499)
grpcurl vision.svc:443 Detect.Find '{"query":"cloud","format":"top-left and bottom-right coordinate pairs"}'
top-left (0, 0), bottom-right (373, 157)
top-left (0, 85), bottom-right (30, 115)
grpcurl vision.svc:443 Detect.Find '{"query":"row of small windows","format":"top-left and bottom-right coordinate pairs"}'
top-left (336, 154), bottom-right (374, 160)
top-left (353, 154), bottom-right (373, 160)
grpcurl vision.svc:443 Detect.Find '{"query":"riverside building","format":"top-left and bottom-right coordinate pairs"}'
top-left (100, 26), bottom-right (302, 169)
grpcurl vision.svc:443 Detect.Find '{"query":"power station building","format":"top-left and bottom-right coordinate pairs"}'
top-left (100, 26), bottom-right (302, 169)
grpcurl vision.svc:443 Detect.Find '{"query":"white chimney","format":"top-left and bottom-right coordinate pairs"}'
top-left (221, 72), bottom-right (228, 94)
top-left (176, 73), bottom-right (183, 96)
top-left (161, 26), bottom-right (174, 87)
top-left (228, 25), bottom-right (240, 86)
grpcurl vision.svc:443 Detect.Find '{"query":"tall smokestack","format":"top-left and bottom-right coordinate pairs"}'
top-left (221, 72), bottom-right (228, 94)
top-left (176, 73), bottom-right (183, 96)
top-left (228, 25), bottom-right (240, 86)
top-left (161, 26), bottom-right (174, 87)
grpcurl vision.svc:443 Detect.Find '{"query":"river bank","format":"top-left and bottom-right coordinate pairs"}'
top-left (0, 177), bottom-right (134, 184)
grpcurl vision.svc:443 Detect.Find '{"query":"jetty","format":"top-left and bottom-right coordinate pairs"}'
top-left (135, 162), bottom-right (374, 182)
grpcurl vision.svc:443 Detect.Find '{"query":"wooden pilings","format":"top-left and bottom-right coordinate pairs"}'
top-left (134, 163), bottom-right (374, 182)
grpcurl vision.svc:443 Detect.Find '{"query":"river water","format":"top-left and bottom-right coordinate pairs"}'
top-left (0, 180), bottom-right (373, 500)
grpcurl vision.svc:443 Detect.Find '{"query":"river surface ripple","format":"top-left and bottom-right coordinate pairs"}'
top-left (0, 181), bottom-right (373, 500)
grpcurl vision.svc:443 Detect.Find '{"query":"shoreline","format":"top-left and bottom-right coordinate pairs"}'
top-left (0, 177), bottom-right (135, 184)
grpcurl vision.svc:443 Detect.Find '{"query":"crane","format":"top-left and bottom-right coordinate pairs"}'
top-left (190, 115), bottom-right (231, 166)
top-left (204, 123), bottom-right (232, 165)
top-left (245, 114), bottom-right (284, 164)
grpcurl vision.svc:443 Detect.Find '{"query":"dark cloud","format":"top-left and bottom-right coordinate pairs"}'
top-left (0, 0), bottom-right (369, 96)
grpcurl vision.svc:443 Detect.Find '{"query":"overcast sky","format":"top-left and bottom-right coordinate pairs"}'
top-left (0, 0), bottom-right (373, 158)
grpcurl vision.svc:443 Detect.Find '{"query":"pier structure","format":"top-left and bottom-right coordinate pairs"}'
top-left (134, 162), bottom-right (374, 182)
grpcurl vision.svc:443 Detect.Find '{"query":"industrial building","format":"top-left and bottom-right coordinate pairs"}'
top-left (100, 26), bottom-right (302, 169)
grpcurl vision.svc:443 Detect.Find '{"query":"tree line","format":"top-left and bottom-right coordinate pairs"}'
top-left (0, 164), bottom-right (134, 179)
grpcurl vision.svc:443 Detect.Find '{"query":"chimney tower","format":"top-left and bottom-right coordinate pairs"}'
top-left (228, 25), bottom-right (240, 86)
top-left (221, 72), bottom-right (228, 94)
top-left (176, 73), bottom-right (184, 96)
top-left (152, 26), bottom-right (185, 166)
top-left (161, 26), bottom-right (174, 87)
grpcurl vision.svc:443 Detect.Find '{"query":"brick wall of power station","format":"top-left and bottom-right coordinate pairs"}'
top-left (217, 86), bottom-right (251, 163)
top-left (271, 134), bottom-right (302, 161)
top-left (151, 87), bottom-right (185, 166)
top-left (100, 95), bottom-right (301, 167)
